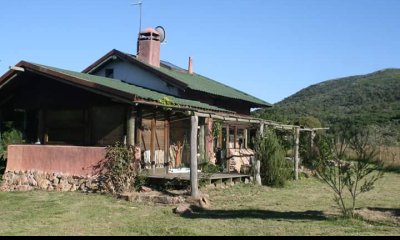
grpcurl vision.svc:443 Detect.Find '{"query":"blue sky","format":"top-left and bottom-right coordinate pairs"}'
top-left (1, 0), bottom-right (399, 104)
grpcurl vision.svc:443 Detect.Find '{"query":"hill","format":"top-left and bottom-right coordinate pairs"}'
top-left (256, 68), bottom-right (400, 128)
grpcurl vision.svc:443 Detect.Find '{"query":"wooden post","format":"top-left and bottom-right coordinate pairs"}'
top-left (199, 122), bottom-right (205, 163)
top-left (259, 122), bottom-right (264, 136)
top-left (205, 118), bottom-right (213, 163)
top-left (225, 125), bottom-right (230, 172)
top-left (0, 109), bottom-right (2, 145)
top-left (190, 115), bottom-right (199, 198)
top-left (234, 126), bottom-right (238, 149)
top-left (135, 107), bottom-right (142, 147)
top-left (164, 114), bottom-right (169, 174)
top-left (310, 130), bottom-right (316, 150)
top-left (150, 115), bottom-right (156, 172)
top-left (84, 108), bottom-right (92, 146)
top-left (37, 109), bottom-right (44, 144)
top-left (126, 106), bottom-right (136, 146)
top-left (255, 159), bottom-right (261, 186)
top-left (294, 127), bottom-right (300, 181)
top-left (244, 129), bottom-right (248, 149)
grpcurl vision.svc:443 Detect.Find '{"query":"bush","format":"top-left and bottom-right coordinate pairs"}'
top-left (133, 170), bottom-right (149, 191)
top-left (314, 129), bottom-right (384, 218)
top-left (1, 125), bottom-right (23, 177)
top-left (255, 128), bottom-right (292, 187)
top-left (99, 142), bottom-right (139, 194)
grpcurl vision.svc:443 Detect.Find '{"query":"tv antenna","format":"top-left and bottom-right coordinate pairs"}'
top-left (132, 1), bottom-right (143, 34)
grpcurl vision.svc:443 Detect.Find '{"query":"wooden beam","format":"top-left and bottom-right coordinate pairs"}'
top-left (126, 106), bottom-right (135, 146)
top-left (294, 127), bottom-right (300, 181)
top-left (190, 115), bottom-right (199, 198)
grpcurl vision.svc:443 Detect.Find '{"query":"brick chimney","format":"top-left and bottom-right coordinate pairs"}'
top-left (188, 56), bottom-right (193, 74)
top-left (137, 28), bottom-right (161, 68)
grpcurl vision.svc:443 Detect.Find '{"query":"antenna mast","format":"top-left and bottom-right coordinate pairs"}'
top-left (132, 1), bottom-right (143, 34)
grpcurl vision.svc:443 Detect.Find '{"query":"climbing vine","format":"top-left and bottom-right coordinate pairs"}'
top-left (212, 120), bottom-right (222, 138)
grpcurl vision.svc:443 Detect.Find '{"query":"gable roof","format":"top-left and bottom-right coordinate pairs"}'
top-left (83, 49), bottom-right (271, 108)
top-left (0, 61), bottom-right (234, 114)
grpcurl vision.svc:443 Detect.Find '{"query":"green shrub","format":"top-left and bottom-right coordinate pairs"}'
top-left (1, 126), bottom-right (23, 177)
top-left (133, 170), bottom-right (149, 191)
top-left (255, 128), bottom-right (292, 187)
top-left (99, 142), bottom-right (139, 194)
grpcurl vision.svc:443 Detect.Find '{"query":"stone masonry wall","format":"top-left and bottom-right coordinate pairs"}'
top-left (0, 171), bottom-right (100, 192)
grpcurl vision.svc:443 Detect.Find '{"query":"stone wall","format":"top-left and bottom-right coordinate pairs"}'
top-left (0, 171), bottom-right (100, 192)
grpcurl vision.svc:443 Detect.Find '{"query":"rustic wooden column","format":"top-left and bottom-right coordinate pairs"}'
top-left (234, 126), bottom-right (238, 149)
top-left (310, 130), bottom-right (316, 149)
top-left (294, 127), bottom-right (300, 181)
top-left (135, 106), bottom-right (142, 147)
top-left (225, 125), bottom-right (230, 172)
top-left (205, 118), bottom-right (213, 163)
top-left (84, 108), bottom-right (92, 146)
top-left (190, 115), bottom-right (199, 198)
top-left (199, 122), bottom-right (205, 163)
top-left (150, 115), bottom-right (156, 172)
top-left (164, 114), bottom-right (170, 174)
top-left (244, 129), bottom-right (248, 149)
top-left (0, 109), bottom-right (2, 145)
top-left (255, 159), bottom-right (261, 186)
top-left (259, 122), bottom-right (264, 136)
top-left (126, 106), bottom-right (135, 146)
top-left (37, 109), bottom-right (44, 144)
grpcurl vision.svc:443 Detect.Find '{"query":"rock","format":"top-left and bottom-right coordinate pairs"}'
top-left (173, 204), bottom-right (193, 214)
top-left (244, 178), bottom-right (250, 184)
top-left (70, 184), bottom-right (77, 192)
top-left (16, 185), bottom-right (33, 191)
top-left (199, 196), bottom-right (211, 209)
top-left (140, 186), bottom-right (152, 192)
top-left (38, 179), bottom-right (50, 190)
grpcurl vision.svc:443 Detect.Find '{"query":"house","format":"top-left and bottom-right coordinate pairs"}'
top-left (0, 28), bottom-right (271, 193)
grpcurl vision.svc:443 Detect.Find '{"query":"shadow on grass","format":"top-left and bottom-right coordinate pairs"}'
top-left (383, 165), bottom-right (400, 174)
top-left (365, 207), bottom-right (400, 217)
top-left (180, 208), bottom-right (327, 221)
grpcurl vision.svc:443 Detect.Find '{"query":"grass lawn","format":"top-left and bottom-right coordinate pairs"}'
top-left (0, 172), bottom-right (399, 236)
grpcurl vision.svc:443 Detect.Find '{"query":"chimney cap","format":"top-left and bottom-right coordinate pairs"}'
top-left (141, 28), bottom-right (159, 35)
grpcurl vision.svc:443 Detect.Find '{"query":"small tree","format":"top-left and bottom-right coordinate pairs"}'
top-left (0, 125), bottom-right (23, 176)
top-left (99, 142), bottom-right (139, 194)
top-left (314, 129), bottom-right (384, 217)
top-left (255, 128), bottom-right (291, 187)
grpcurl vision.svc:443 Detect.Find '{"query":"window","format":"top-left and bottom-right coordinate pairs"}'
top-left (105, 68), bottom-right (114, 78)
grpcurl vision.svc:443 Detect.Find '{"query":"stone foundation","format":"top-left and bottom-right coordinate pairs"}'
top-left (0, 171), bottom-right (100, 192)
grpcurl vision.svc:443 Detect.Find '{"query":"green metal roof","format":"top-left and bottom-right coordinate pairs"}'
top-left (31, 63), bottom-right (233, 113)
top-left (157, 65), bottom-right (271, 106)
top-left (123, 52), bottom-right (271, 107)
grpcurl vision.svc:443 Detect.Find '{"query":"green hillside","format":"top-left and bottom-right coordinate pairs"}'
top-left (257, 68), bottom-right (400, 128)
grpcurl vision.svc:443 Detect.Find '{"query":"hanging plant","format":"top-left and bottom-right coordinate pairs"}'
top-left (212, 120), bottom-right (222, 139)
